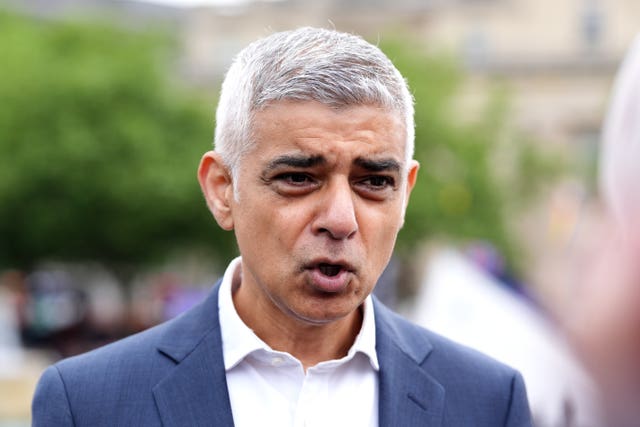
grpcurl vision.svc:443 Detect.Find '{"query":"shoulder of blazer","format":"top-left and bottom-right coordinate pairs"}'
top-left (47, 282), bottom-right (222, 398)
top-left (373, 297), bottom-right (532, 426)
top-left (373, 296), bottom-right (520, 379)
top-left (373, 297), bottom-right (435, 365)
top-left (54, 279), bottom-right (224, 375)
top-left (37, 280), bottom-right (228, 426)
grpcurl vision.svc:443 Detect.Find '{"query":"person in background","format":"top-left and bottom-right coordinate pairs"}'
top-left (565, 33), bottom-right (640, 426)
top-left (32, 27), bottom-right (532, 426)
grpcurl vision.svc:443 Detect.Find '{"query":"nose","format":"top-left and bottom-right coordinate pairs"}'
top-left (312, 179), bottom-right (358, 240)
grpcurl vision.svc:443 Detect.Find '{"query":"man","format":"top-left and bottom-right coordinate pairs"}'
top-left (32, 27), bottom-right (532, 426)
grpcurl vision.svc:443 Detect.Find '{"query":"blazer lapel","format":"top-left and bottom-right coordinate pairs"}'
top-left (375, 299), bottom-right (445, 427)
top-left (149, 285), bottom-right (446, 426)
top-left (152, 282), bottom-right (235, 427)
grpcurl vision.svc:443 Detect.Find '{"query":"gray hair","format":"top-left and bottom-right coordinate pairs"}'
top-left (214, 27), bottom-right (415, 182)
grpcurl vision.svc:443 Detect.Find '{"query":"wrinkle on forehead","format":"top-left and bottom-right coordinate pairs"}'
top-left (247, 101), bottom-right (407, 175)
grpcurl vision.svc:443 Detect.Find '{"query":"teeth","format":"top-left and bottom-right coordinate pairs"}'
top-left (319, 264), bottom-right (341, 277)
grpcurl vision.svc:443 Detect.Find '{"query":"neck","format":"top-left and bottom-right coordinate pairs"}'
top-left (232, 282), bottom-right (364, 371)
top-left (263, 308), bottom-right (364, 371)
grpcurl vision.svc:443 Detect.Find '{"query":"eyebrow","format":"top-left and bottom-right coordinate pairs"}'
top-left (263, 154), bottom-right (401, 173)
top-left (354, 157), bottom-right (401, 172)
top-left (265, 154), bottom-right (326, 171)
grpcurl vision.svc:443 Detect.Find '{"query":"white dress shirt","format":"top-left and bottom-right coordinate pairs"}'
top-left (218, 257), bottom-right (379, 427)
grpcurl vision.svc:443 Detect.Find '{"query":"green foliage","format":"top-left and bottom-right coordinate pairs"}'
top-left (0, 10), bottom-right (236, 271)
top-left (0, 12), bottom-right (557, 276)
top-left (381, 38), bottom-right (557, 269)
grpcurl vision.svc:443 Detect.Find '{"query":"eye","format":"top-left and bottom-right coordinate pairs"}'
top-left (365, 176), bottom-right (394, 188)
top-left (355, 175), bottom-right (397, 200)
top-left (269, 172), bottom-right (319, 196)
top-left (277, 172), bottom-right (314, 185)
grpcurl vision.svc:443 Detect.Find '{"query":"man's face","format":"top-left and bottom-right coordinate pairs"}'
top-left (201, 101), bottom-right (418, 329)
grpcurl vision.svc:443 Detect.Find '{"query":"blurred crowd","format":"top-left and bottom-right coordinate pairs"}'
top-left (0, 266), bottom-right (210, 359)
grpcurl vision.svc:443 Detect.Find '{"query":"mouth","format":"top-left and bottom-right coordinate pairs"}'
top-left (307, 258), bottom-right (355, 275)
top-left (318, 263), bottom-right (344, 277)
top-left (304, 259), bottom-right (355, 293)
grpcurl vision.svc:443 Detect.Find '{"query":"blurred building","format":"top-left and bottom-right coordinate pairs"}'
top-left (170, 0), bottom-right (639, 308)
top-left (6, 0), bottom-right (638, 128)
top-left (4, 0), bottom-right (638, 310)
top-left (3, 0), bottom-right (638, 308)
top-left (6, 0), bottom-right (637, 150)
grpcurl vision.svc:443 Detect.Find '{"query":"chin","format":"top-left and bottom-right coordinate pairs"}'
top-left (293, 302), bottom-right (359, 326)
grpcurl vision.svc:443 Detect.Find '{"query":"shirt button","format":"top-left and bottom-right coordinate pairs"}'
top-left (271, 356), bottom-right (284, 366)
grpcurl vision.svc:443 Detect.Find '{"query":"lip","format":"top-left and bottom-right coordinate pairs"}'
top-left (304, 258), bottom-right (355, 293)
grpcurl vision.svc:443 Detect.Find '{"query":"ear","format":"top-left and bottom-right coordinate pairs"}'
top-left (399, 160), bottom-right (419, 227)
top-left (198, 151), bottom-right (235, 231)
top-left (404, 160), bottom-right (420, 209)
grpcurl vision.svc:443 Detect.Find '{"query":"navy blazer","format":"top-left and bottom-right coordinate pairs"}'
top-left (32, 281), bottom-right (532, 426)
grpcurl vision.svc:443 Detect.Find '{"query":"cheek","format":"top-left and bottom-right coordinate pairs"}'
top-left (275, 203), bottom-right (315, 237)
top-left (363, 205), bottom-right (403, 240)
top-left (238, 201), bottom-right (310, 251)
top-left (360, 210), bottom-right (402, 268)
top-left (233, 205), bottom-right (272, 258)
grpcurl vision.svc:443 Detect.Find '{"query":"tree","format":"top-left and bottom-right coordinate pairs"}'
top-left (380, 37), bottom-right (559, 273)
top-left (0, 10), bottom-right (236, 273)
top-left (0, 11), bottom-right (557, 284)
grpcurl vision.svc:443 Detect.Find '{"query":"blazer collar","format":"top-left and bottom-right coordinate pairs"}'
top-left (152, 280), bottom-right (235, 427)
top-left (374, 298), bottom-right (446, 426)
top-left (151, 282), bottom-right (446, 427)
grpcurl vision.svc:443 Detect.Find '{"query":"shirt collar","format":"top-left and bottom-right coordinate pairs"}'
top-left (218, 256), bottom-right (379, 371)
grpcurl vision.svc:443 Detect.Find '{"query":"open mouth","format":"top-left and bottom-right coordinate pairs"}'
top-left (318, 263), bottom-right (343, 277)
top-left (305, 259), bottom-right (354, 292)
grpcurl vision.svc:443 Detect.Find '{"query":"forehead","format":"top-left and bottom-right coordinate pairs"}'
top-left (249, 101), bottom-right (406, 162)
